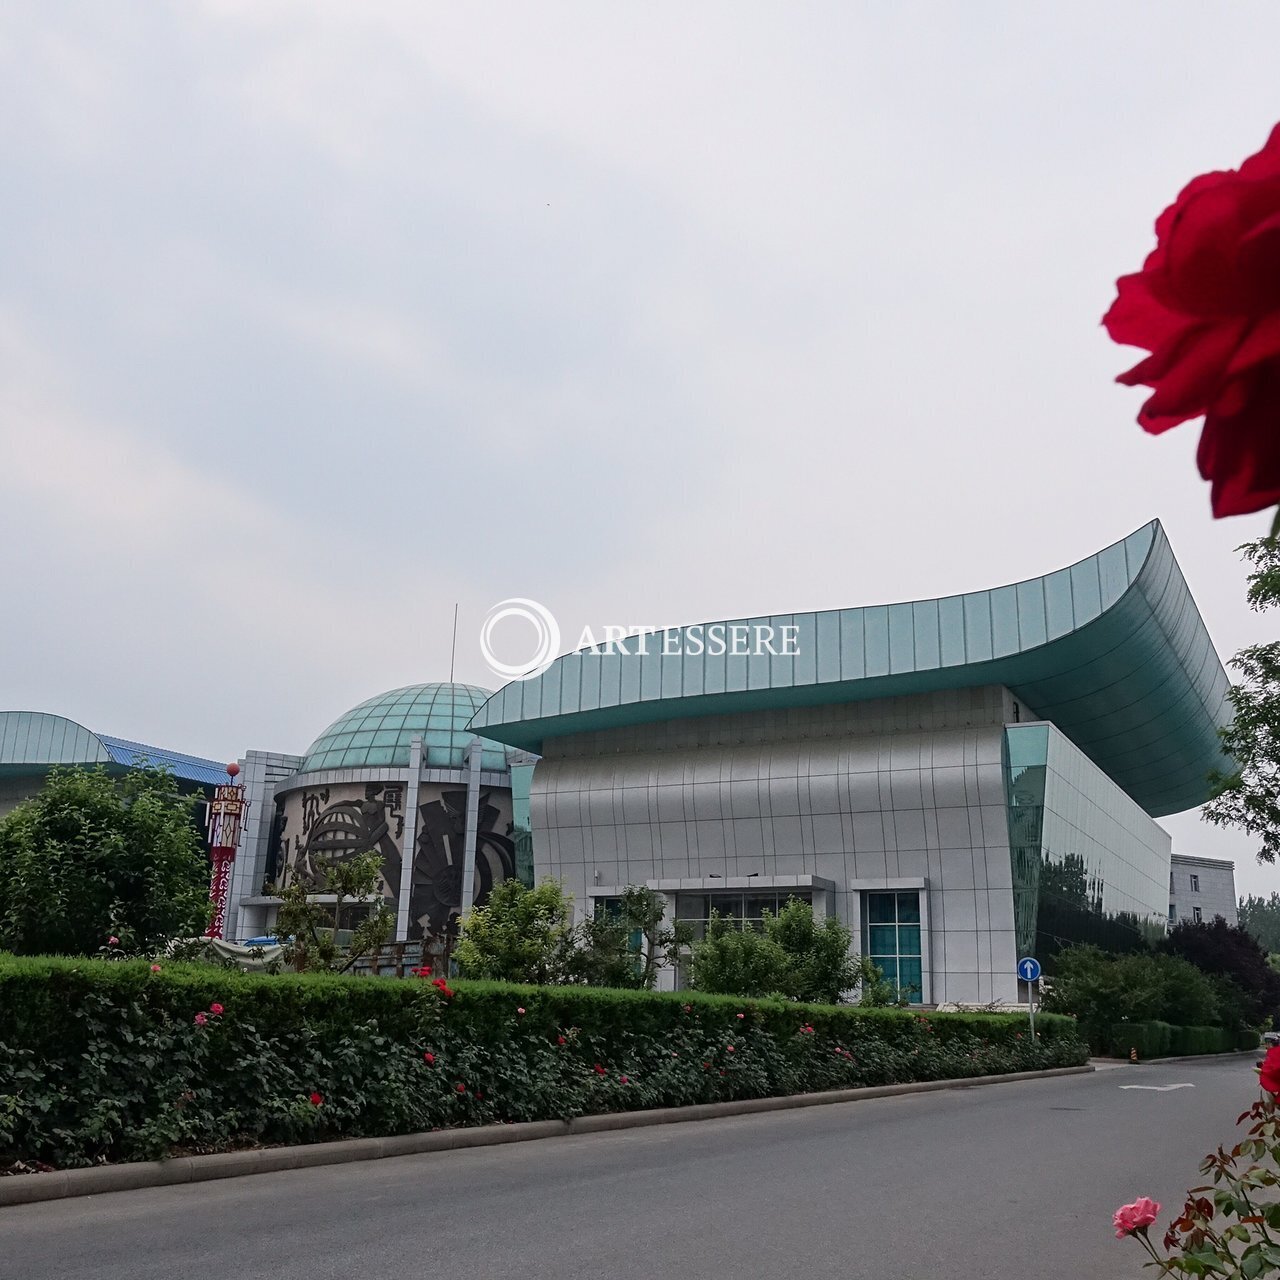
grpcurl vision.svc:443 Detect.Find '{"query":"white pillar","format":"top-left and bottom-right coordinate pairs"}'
top-left (458, 738), bottom-right (483, 915)
top-left (395, 738), bottom-right (424, 941)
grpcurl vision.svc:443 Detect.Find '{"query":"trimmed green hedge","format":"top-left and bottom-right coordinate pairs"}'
top-left (0, 955), bottom-right (1088, 1169)
top-left (1109, 1021), bottom-right (1251, 1059)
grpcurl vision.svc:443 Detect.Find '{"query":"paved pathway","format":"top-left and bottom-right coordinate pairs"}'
top-left (2, 1056), bottom-right (1259, 1280)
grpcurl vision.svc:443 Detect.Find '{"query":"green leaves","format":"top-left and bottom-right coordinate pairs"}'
top-left (0, 954), bottom-right (1089, 1169)
top-left (0, 766), bottom-right (208, 956)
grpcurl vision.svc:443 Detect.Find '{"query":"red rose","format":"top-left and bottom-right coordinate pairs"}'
top-left (1259, 1045), bottom-right (1280, 1094)
top-left (455, 1082), bottom-right (466, 1093)
top-left (423, 1051), bottom-right (435, 1065)
top-left (309, 1092), bottom-right (323, 1106)
top-left (1104, 123), bottom-right (1280, 517)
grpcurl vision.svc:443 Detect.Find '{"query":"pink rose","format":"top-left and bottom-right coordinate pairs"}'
top-left (150, 964), bottom-right (162, 973)
top-left (108, 936), bottom-right (119, 945)
top-left (209, 1003), bottom-right (224, 1016)
top-left (736, 1012), bottom-right (745, 1019)
top-left (1113, 1197), bottom-right (1161, 1239)
top-left (517, 1007), bottom-right (526, 1015)
top-left (193, 1012), bottom-right (208, 1026)
top-left (726, 1045), bottom-right (735, 1053)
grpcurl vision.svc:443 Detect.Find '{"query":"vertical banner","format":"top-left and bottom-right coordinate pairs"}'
top-left (205, 766), bottom-right (248, 940)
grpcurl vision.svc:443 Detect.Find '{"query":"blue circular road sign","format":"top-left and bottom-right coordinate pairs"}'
top-left (1017, 956), bottom-right (1041, 983)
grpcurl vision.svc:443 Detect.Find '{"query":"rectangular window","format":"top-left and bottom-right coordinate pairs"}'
top-left (1190, 874), bottom-right (1201, 893)
top-left (1168, 903), bottom-right (1176, 922)
top-left (673, 890), bottom-right (811, 941)
top-left (1169, 871), bottom-right (1175, 893)
top-left (1193, 906), bottom-right (1203, 923)
top-left (861, 890), bottom-right (923, 1004)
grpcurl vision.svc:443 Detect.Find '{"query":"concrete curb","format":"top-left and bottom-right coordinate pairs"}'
top-left (1122, 1049), bottom-right (1261, 1066)
top-left (0, 1064), bottom-right (1092, 1208)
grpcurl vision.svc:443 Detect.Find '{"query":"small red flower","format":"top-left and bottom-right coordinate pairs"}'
top-left (423, 1051), bottom-right (435, 1065)
top-left (193, 1012), bottom-right (208, 1027)
top-left (556, 1035), bottom-right (566, 1046)
top-left (432, 977), bottom-right (456, 999)
top-left (516, 1006), bottom-right (526, 1015)
top-left (594, 1063), bottom-right (606, 1076)
top-left (475, 1091), bottom-right (485, 1100)
top-left (619, 1075), bottom-right (629, 1084)
top-left (108, 936), bottom-right (119, 945)
top-left (309, 1092), bottom-right (323, 1106)
top-left (455, 1082), bottom-right (466, 1094)
top-left (726, 1045), bottom-right (735, 1053)
top-left (150, 964), bottom-right (162, 973)
top-left (736, 1012), bottom-right (745, 1019)
top-left (209, 1003), bottom-right (224, 1016)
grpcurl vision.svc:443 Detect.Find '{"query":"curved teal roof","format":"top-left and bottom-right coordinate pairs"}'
top-left (469, 522), bottom-right (1230, 818)
top-left (0, 711), bottom-right (229, 786)
top-left (300, 682), bottom-right (510, 773)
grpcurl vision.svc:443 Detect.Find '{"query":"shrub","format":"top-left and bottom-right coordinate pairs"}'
top-left (1044, 946), bottom-right (1222, 1052)
top-left (0, 954), bottom-right (1088, 1169)
top-left (1110, 1021), bottom-right (1173, 1059)
top-left (689, 899), bottom-right (864, 1003)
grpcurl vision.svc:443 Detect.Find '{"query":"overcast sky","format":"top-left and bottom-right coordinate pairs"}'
top-left (3, 3), bottom-right (1278, 892)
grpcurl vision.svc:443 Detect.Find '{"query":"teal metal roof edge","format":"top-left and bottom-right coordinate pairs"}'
top-left (468, 521), bottom-right (1231, 818)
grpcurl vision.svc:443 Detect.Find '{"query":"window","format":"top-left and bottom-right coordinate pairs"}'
top-left (1193, 906), bottom-right (1203, 923)
top-left (1189, 873), bottom-right (1201, 893)
top-left (674, 890), bottom-right (811, 942)
top-left (1168, 903), bottom-right (1176, 923)
top-left (862, 891), bottom-right (923, 1004)
top-left (1170, 871), bottom-right (1175, 893)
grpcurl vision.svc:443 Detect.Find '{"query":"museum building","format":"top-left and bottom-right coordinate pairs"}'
top-left (469, 521), bottom-right (1233, 1004)
top-left (228, 683), bottom-right (535, 945)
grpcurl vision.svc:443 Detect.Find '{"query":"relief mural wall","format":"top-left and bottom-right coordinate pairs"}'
top-left (276, 780), bottom-right (517, 939)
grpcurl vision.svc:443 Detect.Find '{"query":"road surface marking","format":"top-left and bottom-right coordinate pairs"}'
top-left (1119, 1083), bottom-right (1195, 1091)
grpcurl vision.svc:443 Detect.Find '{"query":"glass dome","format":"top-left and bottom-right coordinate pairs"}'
top-left (299, 683), bottom-right (510, 773)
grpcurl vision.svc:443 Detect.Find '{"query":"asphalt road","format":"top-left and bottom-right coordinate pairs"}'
top-left (1, 1057), bottom-right (1261, 1280)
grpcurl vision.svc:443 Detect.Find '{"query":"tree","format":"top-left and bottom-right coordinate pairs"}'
top-left (766, 897), bottom-right (861, 1004)
top-left (1205, 537), bottom-right (1280, 861)
top-left (1239, 892), bottom-right (1280, 954)
top-left (582, 886), bottom-right (692, 990)
top-left (454, 879), bottom-right (578, 984)
top-left (0, 765), bottom-right (210, 956)
top-left (688, 910), bottom-right (792, 998)
top-left (270, 850), bottom-right (394, 973)
top-left (1164, 916), bottom-right (1280, 1028)
top-left (689, 898), bottom-right (866, 1004)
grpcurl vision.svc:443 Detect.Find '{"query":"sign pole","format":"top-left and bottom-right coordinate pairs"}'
top-left (1017, 956), bottom-right (1041, 1043)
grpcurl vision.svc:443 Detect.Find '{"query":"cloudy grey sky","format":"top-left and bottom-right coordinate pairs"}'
top-left (3, 3), bottom-right (1278, 891)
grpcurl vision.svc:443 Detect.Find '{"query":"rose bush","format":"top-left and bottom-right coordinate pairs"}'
top-left (1104, 123), bottom-right (1280, 519)
top-left (1118, 1048), bottom-right (1280, 1274)
top-left (0, 954), bottom-right (1088, 1170)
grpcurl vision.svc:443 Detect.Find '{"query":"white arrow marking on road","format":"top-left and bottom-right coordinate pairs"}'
top-left (1119, 1083), bottom-right (1195, 1091)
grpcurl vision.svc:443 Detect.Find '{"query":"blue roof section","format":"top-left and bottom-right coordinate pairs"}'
top-left (0, 711), bottom-right (229, 788)
top-left (97, 735), bottom-right (231, 787)
top-left (470, 521), bottom-right (1232, 819)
